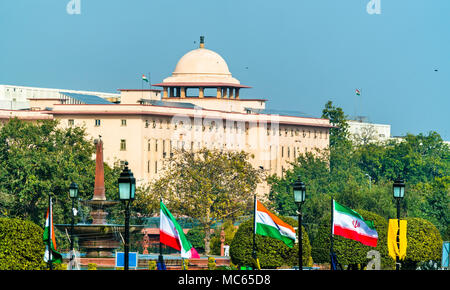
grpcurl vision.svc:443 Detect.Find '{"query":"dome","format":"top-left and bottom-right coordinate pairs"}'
top-left (162, 46), bottom-right (240, 85)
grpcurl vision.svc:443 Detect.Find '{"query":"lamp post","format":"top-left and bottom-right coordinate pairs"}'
top-left (292, 175), bottom-right (306, 270)
top-left (69, 182), bottom-right (78, 270)
top-left (118, 162), bottom-right (136, 271)
top-left (393, 179), bottom-right (405, 270)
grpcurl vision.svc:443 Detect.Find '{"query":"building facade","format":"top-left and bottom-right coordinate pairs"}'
top-left (1, 38), bottom-right (332, 198)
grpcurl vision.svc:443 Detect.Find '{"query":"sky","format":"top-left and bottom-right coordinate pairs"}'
top-left (0, 0), bottom-right (449, 140)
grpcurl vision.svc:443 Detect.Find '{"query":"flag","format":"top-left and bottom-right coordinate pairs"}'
top-left (355, 89), bottom-right (361, 96)
top-left (387, 219), bottom-right (407, 261)
top-left (254, 200), bottom-right (296, 248)
top-left (332, 199), bottom-right (378, 247)
top-left (159, 201), bottom-right (200, 259)
top-left (43, 197), bottom-right (62, 264)
top-left (142, 74), bottom-right (149, 82)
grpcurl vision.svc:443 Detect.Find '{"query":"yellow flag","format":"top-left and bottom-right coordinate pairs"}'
top-left (387, 219), bottom-right (407, 260)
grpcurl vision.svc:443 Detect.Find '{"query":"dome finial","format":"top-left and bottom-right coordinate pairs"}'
top-left (200, 36), bottom-right (205, 48)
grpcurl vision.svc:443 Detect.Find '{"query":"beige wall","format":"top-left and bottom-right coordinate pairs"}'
top-left (53, 103), bottom-right (330, 198)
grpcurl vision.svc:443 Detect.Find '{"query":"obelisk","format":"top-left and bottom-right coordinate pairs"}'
top-left (93, 137), bottom-right (105, 201)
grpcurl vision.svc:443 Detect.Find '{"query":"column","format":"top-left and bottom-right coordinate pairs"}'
top-left (199, 87), bottom-right (204, 99)
top-left (229, 88), bottom-right (234, 99)
top-left (216, 87), bottom-right (222, 99)
top-left (222, 87), bottom-right (228, 99)
top-left (176, 87), bottom-right (181, 98)
top-left (169, 87), bottom-right (174, 98)
top-left (163, 87), bottom-right (168, 98)
top-left (180, 87), bottom-right (186, 98)
top-left (235, 88), bottom-right (240, 99)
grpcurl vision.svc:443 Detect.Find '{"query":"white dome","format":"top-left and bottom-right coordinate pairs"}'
top-left (163, 47), bottom-right (240, 85)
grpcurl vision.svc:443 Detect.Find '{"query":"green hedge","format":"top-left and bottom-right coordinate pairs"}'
top-left (0, 217), bottom-right (47, 270)
top-left (311, 209), bottom-right (394, 269)
top-left (402, 217), bottom-right (442, 270)
top-left (230, 216), bottom-right (311, 269)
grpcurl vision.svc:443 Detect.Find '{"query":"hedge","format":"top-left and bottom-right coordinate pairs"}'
top-left (0, 217), bottom-right (47, 270)
top-left (230, 216), bottom-right (311, 269)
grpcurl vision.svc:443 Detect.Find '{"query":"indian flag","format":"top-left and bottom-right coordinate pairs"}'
top-left (43, 197), bottom-right (62, 264)
top-left (355, 89), bottom-right (361, 96)
top-left (159, 201), bottom-right (200, 259)
top-left (332, 199), bottom-right (378, 247)
top-left (255, 200), bottom-right (296, 248)
top-left (142, 74), bottom-right (148, 82)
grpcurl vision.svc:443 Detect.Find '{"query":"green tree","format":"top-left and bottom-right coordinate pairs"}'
top-left (136, 148), bottom-right (262, 255)
top-left (0, 118), bottom-right (122, 225)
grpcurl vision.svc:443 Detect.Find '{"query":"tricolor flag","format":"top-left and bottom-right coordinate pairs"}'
top-left (254, 200), bottom-right (296, 248)
top-left (159, 201), bottom-right (200, 259)
top-left (142, 74), bottom-right (149, 82)
top-left (332, 199), bottom-right (378, 247)
top-left (43, 196), bottom-right (62, 264)
top-left (355, 89), bottom-right (361, 96)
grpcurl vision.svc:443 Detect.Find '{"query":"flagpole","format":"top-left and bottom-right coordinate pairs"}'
top-left (252, 194), bottom-right (257, 270)
top-left (158, 197), bottom-right (165, 270)
top-left (330, 197), bottom-right (334, 271)
top-left (48, 193), bottom-right (53, 270)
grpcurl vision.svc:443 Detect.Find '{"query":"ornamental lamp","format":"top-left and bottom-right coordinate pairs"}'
top-left (69, 182), bottom-right (78, 199)
top-left (293, 175), bottom-right (306, 204)
top-left (118, 162), bottom-right (136, 201)
top-left (393, 179), bottom-right (405, 199)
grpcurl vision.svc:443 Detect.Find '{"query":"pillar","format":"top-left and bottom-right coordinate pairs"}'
top-left (169, 87), bottom-right (174, 98)
top-left (235, 88), bottom-right (240, 99)
top-left (176, 87), bottom-right (181, 98)
top-left (199, 87), bottom-right (204, 98)
top-left (229, 88), bottom-right (234, 99)
top-left (222, 87), bottom-right (228, 99)
top-left (216, 87), bottom-right (222, 99)
top-left (163, 87), bottom-right (168, 98)
top-left (180, 87), bottom-right (186, 98)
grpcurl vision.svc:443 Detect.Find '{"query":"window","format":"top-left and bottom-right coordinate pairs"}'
top-left (120, 139), bottom-right (126, 151)
top-left (121, 119), bottom-right (127, 126)
top-left (95, 119), bottom-right (101, 126)
top-left (145, 120), bottom-right (149, 128)
top-left (68, 119), bottom-right (74, 126)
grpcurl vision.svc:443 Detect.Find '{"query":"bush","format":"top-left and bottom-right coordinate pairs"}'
top-left (311, 210), bottom-right (394, 269)
top-left (230, 216), bottom-right (311, 269)
top-left (0, 217), bottom-right (47, 270)
top-left (208, 256), bottom-right (216, 270)
top-left (186, 227), bottom-right (205, 254)
top-left (402, 217), bottom-right (442, 270)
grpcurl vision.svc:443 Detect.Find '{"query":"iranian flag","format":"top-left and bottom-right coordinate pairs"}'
top-left (142, 74), bottom-right (149, 82)
top-left (255, 200), bottom-right (296, 248)
top-left (355, 89), bottom-right (361, 96)
top-left (332, 199), bottom-right (378, 247)
top-left (43, 197), bottom-right (62, 263)
top-left (159, 201), bottom-right (200, 259)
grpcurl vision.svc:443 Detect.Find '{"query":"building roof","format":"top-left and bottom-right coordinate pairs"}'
top-left (60, 92), bottom-right (114, 105)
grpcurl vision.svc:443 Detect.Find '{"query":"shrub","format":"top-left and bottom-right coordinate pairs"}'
top-left (88, 263), bottom-right (97, 270)
top-left (402, 217), bottom-right (442, 270)
top-left (230, 216), bottom-right (311, 269)
top-left (0, 217), bottom-right (47, 270)
top-left (208, 256), bottom-right (216, 270)
top-left (148, 260), bottom-right (157, 270)
top-left (311, 210), bottom-right (394, 269)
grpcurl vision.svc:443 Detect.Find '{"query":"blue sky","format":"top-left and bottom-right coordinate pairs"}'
top-left (1, 0), bottom-right (449, 140)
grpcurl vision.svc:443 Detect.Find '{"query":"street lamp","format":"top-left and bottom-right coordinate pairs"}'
top-left (69, 182), bottom-right (78, 270)
top-left (292, 175), bottom-right (306, 270)
top-left (393, 179), bottom-right (405, 270)
top-left (118, 162), bottom-right (135, 271)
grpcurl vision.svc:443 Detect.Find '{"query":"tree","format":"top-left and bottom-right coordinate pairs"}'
top-left (321, 100), bottom-right (351, 148)
top-left (0, 118), bottom-right (121, 225)
top-left (136, 148), bottom-right (263, 255)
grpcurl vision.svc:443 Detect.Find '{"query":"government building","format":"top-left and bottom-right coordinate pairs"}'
top-left (0, 37), bottom-right (331, 197)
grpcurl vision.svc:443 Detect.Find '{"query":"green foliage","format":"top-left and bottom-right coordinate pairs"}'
top-left (0, 217), bottom-right (47, 270)
top-left (148, 260), bottom-right (157, 270)
top-left (230, 216), bottom-right (311, 269)
top-left (311, 208), bottom-right (394, 269)
top-left (137, 148), bottom-right (263, 254)
top-left (0, 118), bottom-right (122, 226)
top-left (88, 263), bottom-right (97, 270)
top-left (207, 256), bottom-right (216, 270)
top-left (402, 217), bottom-right (443, 270)
top-left (186, 227), bottom-right (205, 253)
